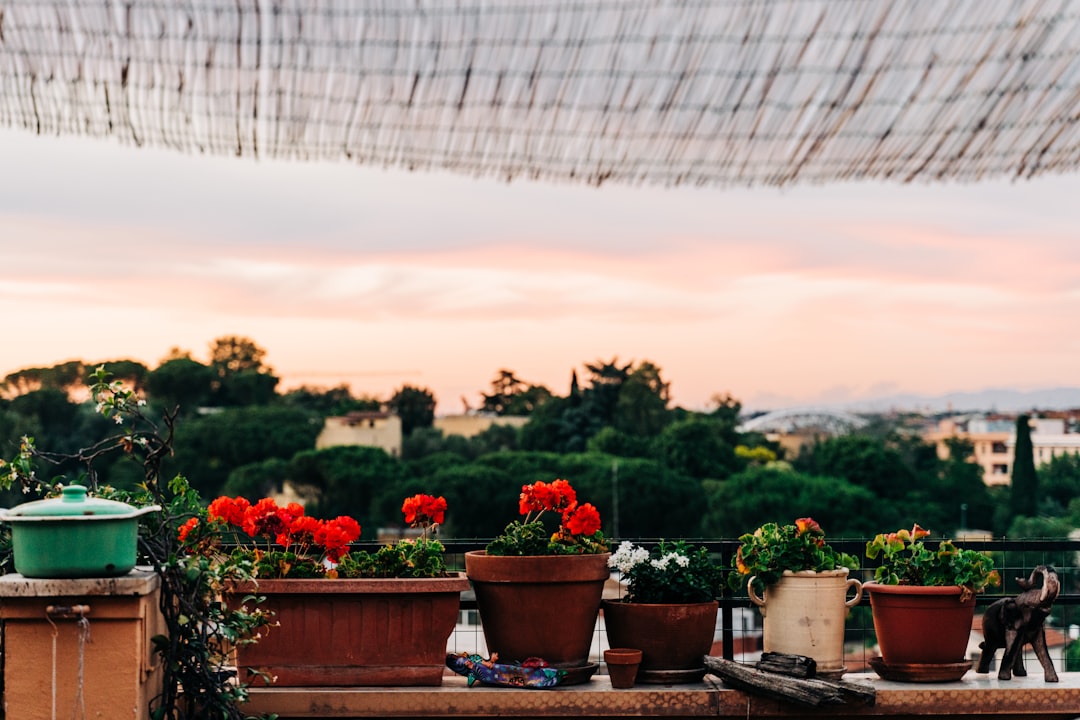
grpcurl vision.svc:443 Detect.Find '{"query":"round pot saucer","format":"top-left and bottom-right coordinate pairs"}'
top-left (868, 657), bottom-right (972, 683)
top-left (636, 667), bottom-right (707, 684)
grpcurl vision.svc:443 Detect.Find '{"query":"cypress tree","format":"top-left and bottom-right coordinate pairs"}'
top-left (1010, 414), bottom-right (1039, 518)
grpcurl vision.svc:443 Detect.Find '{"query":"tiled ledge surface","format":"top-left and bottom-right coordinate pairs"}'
top-left (244, 671), bottom-right (1080, 720)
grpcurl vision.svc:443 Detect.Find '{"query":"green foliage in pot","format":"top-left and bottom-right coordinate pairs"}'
top-left (865, 523), bottom-right (999, 601)
top-left (608, 540), bottom-right (722, 603)
top-left (730, 517), bottom-right (859, 593)
top-left (485, 478), bottom-right (607, 555)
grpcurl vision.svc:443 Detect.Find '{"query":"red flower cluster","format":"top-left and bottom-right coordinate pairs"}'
top-left (402, 494), bottom-right (447, 527)
top-left (562, 502), bottom-right (602, 536)
top-left (519, 478), bottom-right (577, 515)
top-left (517, 479), bottom-right (602, 539)
top-left (200, 495), bottom-right (363, 563)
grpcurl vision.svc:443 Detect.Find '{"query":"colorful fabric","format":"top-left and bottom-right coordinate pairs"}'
top-left (445, 653), bottom-right (565, 688)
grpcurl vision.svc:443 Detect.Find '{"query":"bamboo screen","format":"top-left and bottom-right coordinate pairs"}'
top-left (1, 0), bottom-right (1079, 187)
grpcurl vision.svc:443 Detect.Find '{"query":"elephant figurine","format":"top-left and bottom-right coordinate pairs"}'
top-left (976, 565), bottom-right (1059, 682)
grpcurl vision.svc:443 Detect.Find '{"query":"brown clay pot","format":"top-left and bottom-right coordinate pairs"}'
top-left (465, 551), bottom-right (610, 668)
top-left (228, 574), bottom-right (469, 686)
top-left (864, 582), bottom-right (976, 665)
top-left (601, 599), bottom-right (718, 683)
top-left (603, 647), bottom-right (642, 688)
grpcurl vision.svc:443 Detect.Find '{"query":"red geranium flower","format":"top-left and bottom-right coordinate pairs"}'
top-left (562, 502), bottom-right (601, 536)
top-left (207, 496), bottom-right (250, 526)
top-left (178, 517), bottom-right (199, 543)
top-left (402, 494), bottom-right (447, 526)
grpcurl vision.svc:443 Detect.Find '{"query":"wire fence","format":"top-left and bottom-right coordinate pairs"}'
top-left (425, 537), bottom-right (1080, 673)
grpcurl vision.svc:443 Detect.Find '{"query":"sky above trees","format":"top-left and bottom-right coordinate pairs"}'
top-left (2, 127), bottom-right (1079, 413)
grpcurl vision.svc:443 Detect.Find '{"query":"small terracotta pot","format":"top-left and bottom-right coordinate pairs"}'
top-left (864, 582), bottom-right (976, 665)
top-left (604, 648), bottom-right (642, 688)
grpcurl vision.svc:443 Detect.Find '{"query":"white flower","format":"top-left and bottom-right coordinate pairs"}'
top-left (114, 415), bottom-right (124, 425)
top-left (137, 399), bottom-right (147, 407)
top-left (675, 554), bottom-right (690, 568)
top-left (608, 541), bottom-right (649, 574)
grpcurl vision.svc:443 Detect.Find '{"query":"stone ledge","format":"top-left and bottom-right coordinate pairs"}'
top-left (0, 567), bottom-right (160, 597)
top-left (243, 671), bottom-right (1080, 720)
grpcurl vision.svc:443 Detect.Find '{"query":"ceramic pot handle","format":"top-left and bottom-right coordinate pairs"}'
top-left (747, 577), bottom-right (766, 609)
top-left (845, 578), bottom-right (863, 608)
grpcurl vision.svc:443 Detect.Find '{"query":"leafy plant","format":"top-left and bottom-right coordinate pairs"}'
top-left (865, 523), bottom-right (999, 601)
top-left (730, 517), bottom-right (859, 593)
top-left (485, 478), bottom-right (607, 556)
top-left (608, 540), bottom-right (722, 604)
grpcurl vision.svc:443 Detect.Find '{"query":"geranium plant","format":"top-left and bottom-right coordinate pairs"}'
top-left (608, 540), bottom-right (722, 604)
top-left (730, 518), bottom-right (859, 593)
top-left (865, 523), bottom-right (999, 601)
top-left (485, 478), bottom-right (607, 555)
top-left (181, 492), bottom-right (451, 579)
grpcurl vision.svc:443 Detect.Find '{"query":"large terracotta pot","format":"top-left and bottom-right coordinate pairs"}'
top-left (465, 551), bottom-right (610, 668)
top-left (747, 568), bottom-right (861, 677)
top-left (601, 599), bottom-right (718, 683)
top-left (228, 574), bottom-right (469, 686)
top-left (864, 582), bottom-right (976, 666)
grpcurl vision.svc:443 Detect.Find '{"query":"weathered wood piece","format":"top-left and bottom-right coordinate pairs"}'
top-left (837, 679), bottom-right (877, 706)
top-left (704, 657), bottom-right (876, 708)
top-left (756, 651), bottom-right (816, 678)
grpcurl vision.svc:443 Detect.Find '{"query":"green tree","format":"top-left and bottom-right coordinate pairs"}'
top-left (798, 434), bottom-right (920, 500)
top-left (1039, 452), bottom-right (1080, 515)
top-left (2, 360), bottom-right (85, 397)
top-left (207, 335), bottom-right (280, 407)
top-left (388, 385), bottom-right (436, 436)
top-left (166, 406), bottom-right (321, 497)
top-left (653, 416), bottom-right (742, 480)
top-left (613, 361), bottom-right (671, 437)
top-left (701, 465), bottom-right (882, 538)
top-left (281, 385), bottom-right (381, 416)
top-left (556, 453), bottom-right (706, 539)
top-left (288, 445), bottom-right (405, 533)
top-left (209, 335), bottom-right (269, 374)
top-left (222, 457), bottom-right (291, 498)
top-left (1010, 415), bottom-right (1038, 518)
top-left (480, 370), bottom-right (553, 416)
top-left (146, 357), bottom-right (216, 410)
top-left (94, 359), bottom-right (150, 393)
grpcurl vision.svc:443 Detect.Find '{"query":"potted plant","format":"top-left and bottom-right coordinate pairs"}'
top-left (729, 518), bottom-right (862, 678)
top-left (602, 540), bottom-right (723, 683)
top-left (464, 478), bottom-right (608, 679)
top-left (181, 492), bottom-right (469, 687)
top-left (863, 523), bottom-right (999, 680)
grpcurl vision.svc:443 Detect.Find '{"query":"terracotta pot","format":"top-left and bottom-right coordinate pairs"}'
top-left (465, 551), bottom-right (610, 668)
top-left (864, 582), bottom-right (976, 666)
top-left (601, 599), bottom-right (718, 683)
top-left (747, 568), bottom-right (861, 676)
top-left (603, 648), bottom-right (642, 688)
top-left (228, 574), bottom-right (469, 686)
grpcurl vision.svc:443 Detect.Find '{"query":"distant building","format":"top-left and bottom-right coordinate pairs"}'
top-left (433, 414), bottom-right (529, 438)
top-left (315, 411), bottom-right (403, 456)
top-left (927, 415), bottom-right (1080, 486)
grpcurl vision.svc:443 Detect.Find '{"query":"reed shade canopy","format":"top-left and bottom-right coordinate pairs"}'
top-left (1, 0), bottom-right (1079, 188)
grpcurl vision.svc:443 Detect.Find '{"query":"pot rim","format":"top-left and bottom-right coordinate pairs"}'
top-left (601, 598), bottom-right (719, 609)
top-left (863, 581), bottom-right (968, 595)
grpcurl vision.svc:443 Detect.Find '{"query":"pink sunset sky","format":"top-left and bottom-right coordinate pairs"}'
top-left (1, 126), bottom-right (1078, 413)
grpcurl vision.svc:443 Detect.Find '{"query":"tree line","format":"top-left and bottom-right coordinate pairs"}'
top-left (2, 336), bottom-right (1079, 549)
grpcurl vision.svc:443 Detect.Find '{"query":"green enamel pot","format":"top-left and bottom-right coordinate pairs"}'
top-left (1, 485), bottom-right (160, 578)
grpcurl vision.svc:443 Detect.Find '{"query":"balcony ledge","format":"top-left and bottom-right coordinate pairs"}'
top-left (244, 671), bottom-right (1080, 720)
